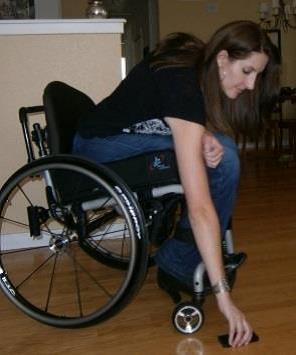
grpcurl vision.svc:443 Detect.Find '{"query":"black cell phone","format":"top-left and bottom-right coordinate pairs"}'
top-left (217, 332), bottom-right (259, 348)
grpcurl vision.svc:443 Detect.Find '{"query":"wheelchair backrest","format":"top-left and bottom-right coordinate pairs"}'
top-left (43, 81), bottom-right (95, 155)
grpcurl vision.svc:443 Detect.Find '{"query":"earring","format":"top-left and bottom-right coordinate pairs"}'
top-left (220, 70), bottom-right (226, 81)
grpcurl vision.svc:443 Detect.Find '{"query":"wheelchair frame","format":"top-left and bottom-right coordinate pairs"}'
top-left (0, 82), bottom-right (238, 334)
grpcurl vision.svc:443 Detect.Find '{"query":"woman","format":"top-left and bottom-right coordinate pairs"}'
top-left (73, 21), bottom-right (280, 347)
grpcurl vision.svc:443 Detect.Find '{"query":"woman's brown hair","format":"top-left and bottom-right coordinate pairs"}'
top-left (149, 21), bottom-right (281, 136)
top-left (149, 32), bottom-right (205, 69)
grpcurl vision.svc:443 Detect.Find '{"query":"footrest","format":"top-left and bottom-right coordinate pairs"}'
top-left (224, 252), bottom-right (247, 271)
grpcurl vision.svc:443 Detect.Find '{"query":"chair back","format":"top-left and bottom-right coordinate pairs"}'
top-left (43, 81), bottom-right (95, 154)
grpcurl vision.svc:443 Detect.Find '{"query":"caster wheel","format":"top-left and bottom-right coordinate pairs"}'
top-left (172, 302), bottom-right (204, 334)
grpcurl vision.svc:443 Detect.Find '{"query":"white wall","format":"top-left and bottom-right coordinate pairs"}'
top-left (0, 20), bottom-right (123, 188)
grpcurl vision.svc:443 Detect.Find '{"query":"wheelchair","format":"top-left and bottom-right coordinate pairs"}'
top-left (0, 81), bottom-right (244, 333)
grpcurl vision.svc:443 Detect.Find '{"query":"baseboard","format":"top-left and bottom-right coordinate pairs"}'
top-left (1, 232), bottom-right (50, 251)
top-left (2, 224), bottom-right (124, 251)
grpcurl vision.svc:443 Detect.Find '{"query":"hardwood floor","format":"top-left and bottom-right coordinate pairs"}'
top-left (1, 153), bottom-right (296, 355)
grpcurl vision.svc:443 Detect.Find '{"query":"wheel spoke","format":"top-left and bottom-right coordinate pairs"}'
top-left (96, 220), bottom-right (116, 247)
top-left (179, 310), bottom-right (187, 318)
top-left (45, 254), bottom-right (58, 312)
top-left (185, 324), bottom-right (193, 332)
top-left (15, 252), bottom-right (56, 290)
top-left (88, 226), bottom-right (128, 239)
top-left (71, 250), bottom-right (83, 317)
top-left (66, 248), bottom-right (113, 299)
top-left (0, 216), bottom-right (61, 238)
top-left (190, 309), bottom-right (200, 317)
top-left (16, 183), bottom-right (34, 206)
top-left (0, 216), bottom-right (30, 229)
top-left (1, 245), bottom-right (52, 256)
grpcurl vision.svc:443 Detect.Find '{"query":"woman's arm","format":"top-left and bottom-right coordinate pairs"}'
top-left (165, 117), bottom-right (252, 347)
top-left (165, 117), bottom-right (225, 285)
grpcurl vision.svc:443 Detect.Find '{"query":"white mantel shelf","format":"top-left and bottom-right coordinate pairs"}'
top-left (0, 19), bottom-right (125, 35)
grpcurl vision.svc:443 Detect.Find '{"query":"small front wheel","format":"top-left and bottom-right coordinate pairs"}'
top-left (172, 302), bottom-right (204, 334)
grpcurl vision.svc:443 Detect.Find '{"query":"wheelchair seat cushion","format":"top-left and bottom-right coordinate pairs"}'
top-left (106, 149), bottom-right (180, 190)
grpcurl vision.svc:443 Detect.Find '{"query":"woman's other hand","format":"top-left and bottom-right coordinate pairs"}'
top-left (202, 131), bottom-right (224, 168)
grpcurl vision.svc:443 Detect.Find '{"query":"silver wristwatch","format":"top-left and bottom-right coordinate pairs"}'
top-left (212, 278), bottom-right (231, 294)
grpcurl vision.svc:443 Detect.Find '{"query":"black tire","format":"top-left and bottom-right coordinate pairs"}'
top-left (172, 302), bottom-right (204, 334)
top-left (0, 155), bottom-right (148, 328)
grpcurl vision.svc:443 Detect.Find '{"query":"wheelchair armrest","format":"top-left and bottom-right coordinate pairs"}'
top-left (150, 184), bottom-right (183, 198)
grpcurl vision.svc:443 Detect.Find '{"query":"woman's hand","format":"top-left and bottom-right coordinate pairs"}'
top-left (202, 131), bottom-right (224, 168)
top-left (216, 292), bottom-right (253, 347)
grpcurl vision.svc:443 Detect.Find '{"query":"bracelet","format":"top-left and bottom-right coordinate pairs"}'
top-left (212, 278), bottom-right (230, 294)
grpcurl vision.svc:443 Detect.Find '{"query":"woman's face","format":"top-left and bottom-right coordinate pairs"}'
top-left (217, 50), bottom-right (269, 99)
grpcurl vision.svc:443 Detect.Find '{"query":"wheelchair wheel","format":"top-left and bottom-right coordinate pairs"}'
top-left (0, 155), bottom-right (148, 328)
top-left (172, 302), bottom-right (204, 334)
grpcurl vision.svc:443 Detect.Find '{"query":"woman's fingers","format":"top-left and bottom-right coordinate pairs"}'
top-left (229, 316), bottom-right (253, 347)
top-left (232, 322), bottom-right (245, 347)
top-left (239, 320), bottom-right (253, 346)
top-left (202, 132), bottom-right (224, 167)
top-left (228, 318), bottom-right (236, 346)
top-left (204, 150), bottom-right (224, 167)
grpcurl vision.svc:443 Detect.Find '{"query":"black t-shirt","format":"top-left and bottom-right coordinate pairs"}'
top-left (77, 58), bottom-right (206, 138)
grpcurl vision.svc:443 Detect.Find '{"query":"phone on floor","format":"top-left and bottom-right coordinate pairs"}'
top-left (218, 332), bottom-right (259, 348)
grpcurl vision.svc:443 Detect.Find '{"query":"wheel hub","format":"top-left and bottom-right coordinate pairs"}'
top-left (185, 315), bottom-right (193, 323)
top-left (49, 236), bottom-right (70, 253)
top-left (173, 303), bottom-right (204, 334)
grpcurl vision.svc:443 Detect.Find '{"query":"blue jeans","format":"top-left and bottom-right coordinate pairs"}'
top-left (73, 132), bottom-right (240, 285)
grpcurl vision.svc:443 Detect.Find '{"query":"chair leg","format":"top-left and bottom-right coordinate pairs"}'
top-left (279, 126), bottom-right (284, 154)
top-left (241, 134), bottom-right (247, 157)
top-left (274, 125), bottom-right (279, 153)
